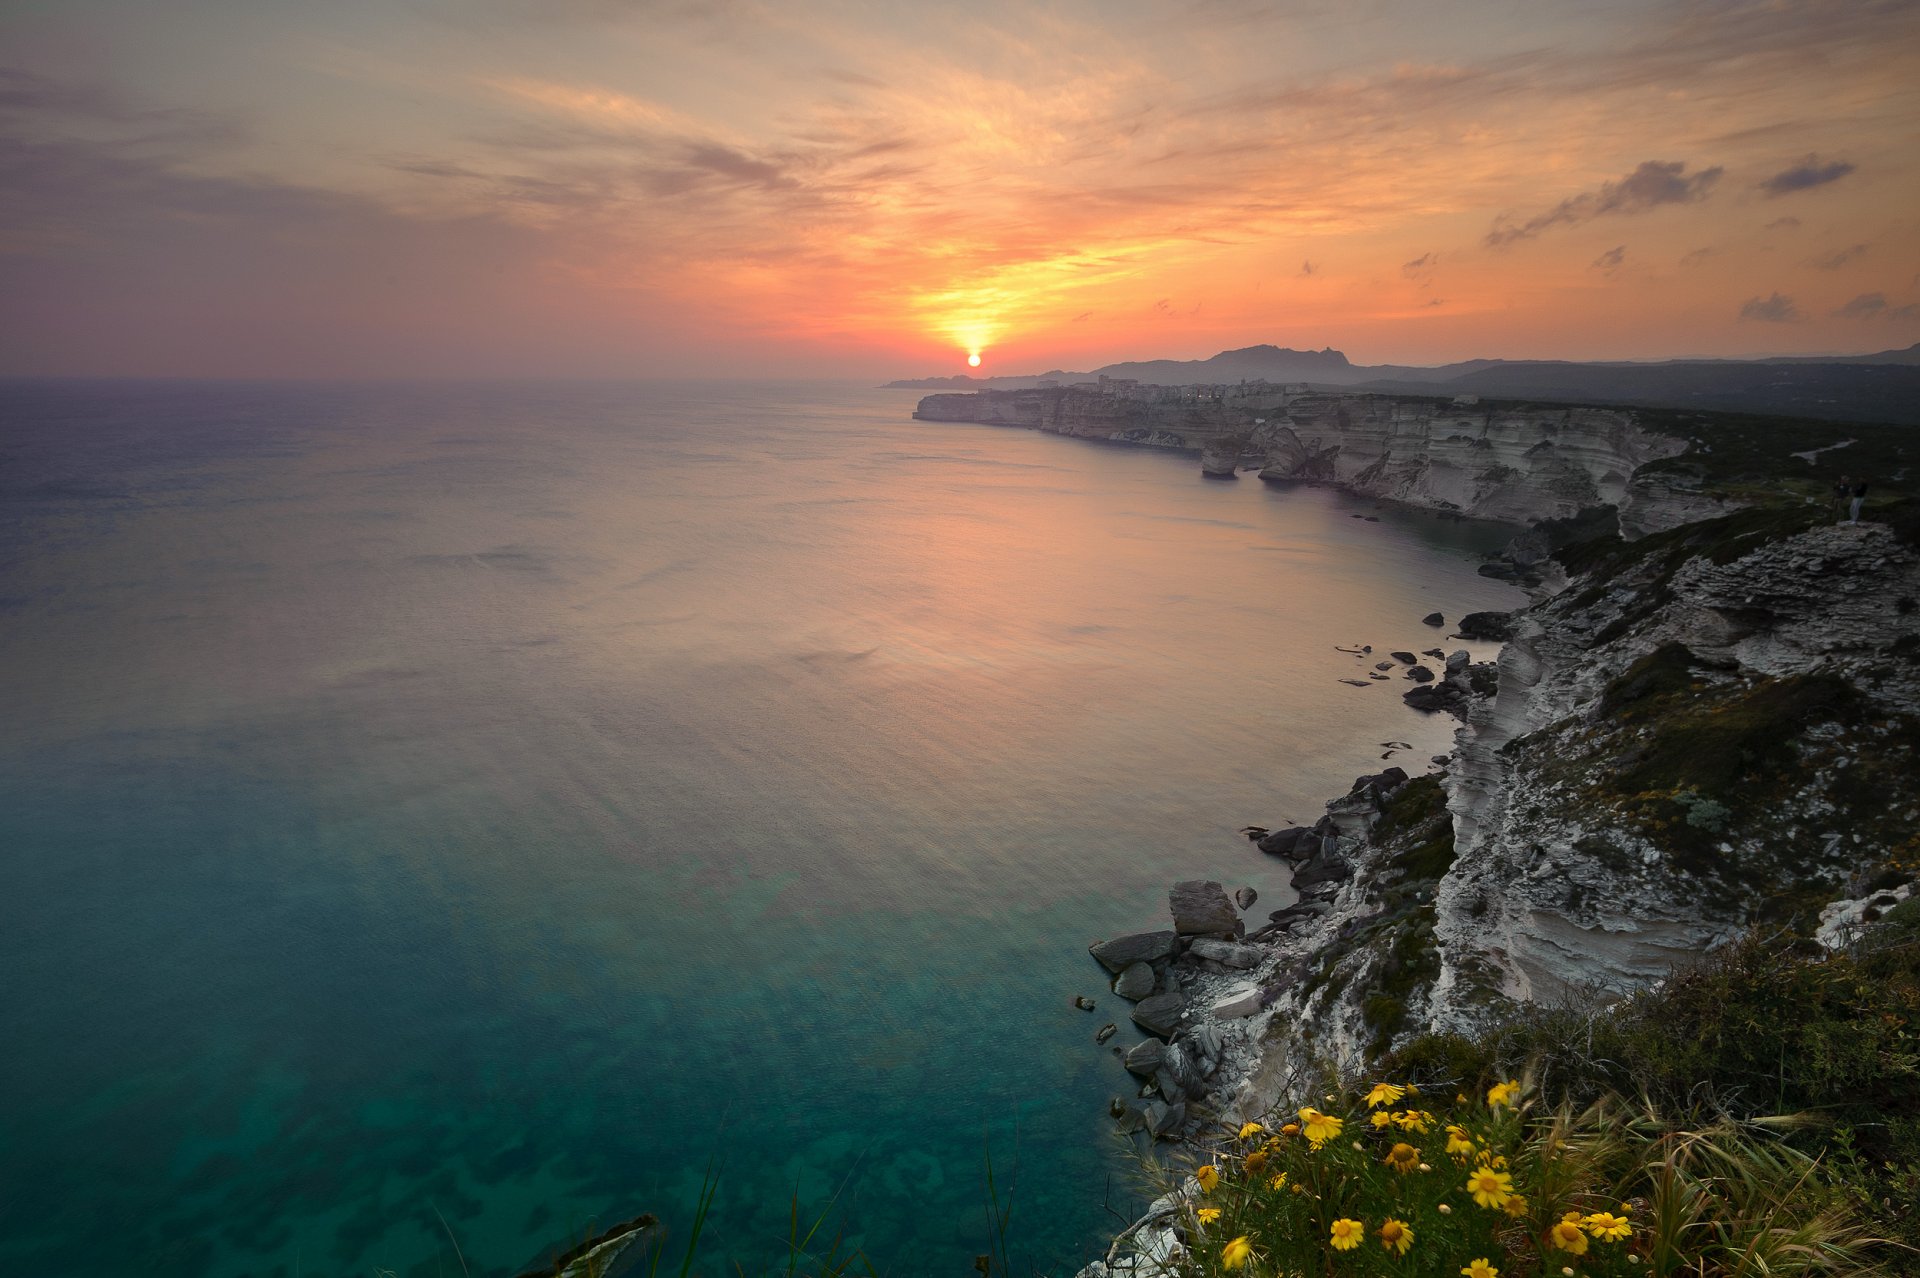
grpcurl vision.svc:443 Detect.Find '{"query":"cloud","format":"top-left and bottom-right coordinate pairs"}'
top-left (1738, 292), bottom-right (1800, 322)
top-left (1591, 245), bottom-right (1626, 273)
top-left (1679, 246), bottom-right (1716, 266)
top-left (1758, 154), bottom-right (1855, 197)
top-left (1486, 160), bottom-right (1722, 246)
top-left (1833, 293), bottom-right (1885, 319)
top-left (1810, 243), bottom-right (1868, 270)
top-left (1764, 217), bottom-right (1801, 231)
top-left (1890, 304), bottom-right (1920, 323)
top-left (1299, 259), bottom-right (1315, 276)
top-left (1401, 252), bottom-right (1435, 277)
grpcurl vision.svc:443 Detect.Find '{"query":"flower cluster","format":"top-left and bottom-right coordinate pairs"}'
top-left (1175, 1077), bottom-right (1656, 1278)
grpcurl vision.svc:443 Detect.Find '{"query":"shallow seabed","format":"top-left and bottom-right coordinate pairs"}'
top-left (0, 379), bottom-right (1521, 1276)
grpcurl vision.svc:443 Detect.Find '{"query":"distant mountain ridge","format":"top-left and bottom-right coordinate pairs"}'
top-left (882, 342), bottom-right (1920, 425)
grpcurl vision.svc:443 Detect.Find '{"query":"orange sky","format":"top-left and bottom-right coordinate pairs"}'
top-left (2, 0), bottom-right (1917, 377)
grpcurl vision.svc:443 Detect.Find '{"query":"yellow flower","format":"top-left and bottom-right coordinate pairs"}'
top-left (1378, 1218), bottom-right (1414, 1255)
top-left (1329, 1218), bottom-right (1365, 1251)
top-left (1584, 1211), bottom-right (1632, 1242)
top-left (1371, 1111), bottom-right (1396, 1129)
top-left (1269, 1172), bottom-right (1288, 1191)
top-left (1384, 1142), bottom-right (1420, 1173)
top-left (1238, 1121), bottom-right (1265, 1141)
top-left (1475, 1150), bottom-right (1509, 1169)
top-left (1280, 1122), bottom-right (1301, 1136)
top-left (1299, 1107), bottom-right (1344, 1147)
top-left (1445, 1125), bottom-right (1475, 1158)
top-left (1198, 1207), bottom-right (1222, 1225)
top-left (1195, 1164), bottom-right (1220, 1192)
top-left (1393, 1109), bottom-right (1433, 1133)
top-left (1503, 1193), bottom-right (1529, 1219)
top-left (1365, 1082), bottom-right (1406, 1108)
top-left (1461, 1258), bottom-right (1499, 1278)
top-left (1221, 1236), bottom-right (1253, 1270)
top-left (1243, 1150), bottom-right (1270, 1176)
top-left (1550, 1216), bottom-right (1591, 1255)
top-left (1465, 1166), bottom-right (1514, 1209)
top-left (1487, 1079), bottom-right (1520, 1109)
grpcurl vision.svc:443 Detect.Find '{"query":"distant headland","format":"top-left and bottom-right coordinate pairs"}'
top-left (884, 341), bottom-right (1920, 425)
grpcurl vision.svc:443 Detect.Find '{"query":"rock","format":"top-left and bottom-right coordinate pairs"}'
top-left (1407, 664), bottom-right (1435, 682)
top-left (1234, 885), bottom-right (1258, 910)
top-left (1186, 1021), bottom-right (1224, 1072)
top-left (1445, 649), bottom-right (1471, 674)
top-left (1211, 987), bottom-right (1263, 1018)
top-left (1456, 610), bottom-right (1514, 641)
top-left (1404, 685), bottom-right (1451, 712)
top-left (1095, 1022), bottom-right (1118, 1044)
top-left (1423, 648), bottom-right (1446, 659)
top-left (1150, 1099), bottom-right (1187, 1138)
top-left (1123, 1038), bottom-right (1167, 1076)
top-left (1131, 990), bottom-right (1186, 1038)
top-left (1073, 995), bottom-right (1097, 1011)
top-left (1292, 846), bottom-right (1352, 889)
top-left (1170, 880), bottom-right (1240, 937)
top-left (1188, 937), bottom-right (1263, 969)
top-left (1109, 1096), bottom-right (1127, 1118)
top-left (1090, 931), bottom-right (1177, 973)
top-left (1114, 1104), bottom-right (1147, 1135)
top-left (1256, 826), bottom-right (1312, 858)
top-left (1422, 612), bottom-right (1445, 626)
top-left (1374, 660), bottom-right (1395, 671)
top-left (1390, 650), bottom-right (1417, 664)
top-left (1430, 754), bottom-right (1449, 766)
top-left (1113, 961), bottom-right (1157, 1000)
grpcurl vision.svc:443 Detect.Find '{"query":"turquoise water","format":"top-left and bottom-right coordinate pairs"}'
top-left (0, 379), bottom-right (1521, 1276)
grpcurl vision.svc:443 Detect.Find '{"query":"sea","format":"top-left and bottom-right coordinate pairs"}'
top-left (0, 379), bottom-right (1523, 1276)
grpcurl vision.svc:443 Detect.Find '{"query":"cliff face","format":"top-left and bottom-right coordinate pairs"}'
top-left (916, 387), bottom-right (1709, 533)
top-left (1199, 512), bottom-right (1920, 1123)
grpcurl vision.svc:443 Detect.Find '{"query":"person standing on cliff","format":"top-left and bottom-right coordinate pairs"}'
top-left (1833, 475), bottom-right (1852, 523)
top-left (1847, 478), bottom-right (1869, 525)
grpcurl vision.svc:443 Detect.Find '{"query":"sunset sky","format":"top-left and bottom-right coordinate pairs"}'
top-left (3, 0), bottom-right (1917, 378)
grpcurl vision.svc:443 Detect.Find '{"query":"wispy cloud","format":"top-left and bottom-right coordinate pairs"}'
top-left (1591, 245), bottom-right (1626, 274)
top-left (1739, 292), bottom-right (1800, 322)
top-left (1833, 292), bottom-right (1884, 318)
top-left (1810, 243), bottom-right (1869, 270)
top-left (1485, 161), bottom-right (1722, 247)
top-left (1758, 154), bottom-right (1855, 196)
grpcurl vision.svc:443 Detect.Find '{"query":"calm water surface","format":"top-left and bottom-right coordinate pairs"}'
top-left (0, 380), bottom-right (1521, 1276)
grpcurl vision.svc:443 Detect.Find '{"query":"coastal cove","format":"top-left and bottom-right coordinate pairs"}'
top-left (0, 380), bottom-right (1524, 1276)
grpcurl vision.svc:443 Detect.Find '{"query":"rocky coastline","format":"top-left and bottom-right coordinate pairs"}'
top-left (924, 386), bottom-right (1920, 1275)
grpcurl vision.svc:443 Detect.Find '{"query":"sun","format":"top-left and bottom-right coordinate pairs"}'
top-left (967, 353), bottom-right (982, 367)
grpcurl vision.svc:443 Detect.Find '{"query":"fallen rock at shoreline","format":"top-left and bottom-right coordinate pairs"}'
top-left (1234, 885), bottom-right (1258, 911)
top-left (1188, 937), bottom-right (1262, 969)
top-left (1257, 827), bottom-right (1313, 858)
top-left (1113, 961), bottom-right (1156, 1000)
top-left (1095, 1022), bottom-right (1117, 1044)
top-left (1210, 986), bottom-right (1263, 1019)
top-left (1131, 990), bottom-right (1186, 1038)
top-left (1422, 612), bottom-right (1444, 626)
top-left (1090, 931), bottom-right (1176, 972)
top-left (1170, 880), bottom-right (1241, 937)
top-left (1123, 1038), bottom-right (1167, 1076)
top-left (1074, 995), bottom-right (1097, 1011)
top-left (1456, 610), bottom-right (1514, 641)
top-left (1390, 650), bottom-right (1417, 664)
top-left (1408, 664), bottom-right (1435, 682)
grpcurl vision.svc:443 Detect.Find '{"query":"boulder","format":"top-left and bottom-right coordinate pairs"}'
top-left (1073, 995), bottom-right (1096, 1011)
top-left (1149, 1099), bottom-right (1187, 1138)
top-left (1113, 961), bottom-right (1157, 1000)
top-left (1457, 610), bottom-right (1514, 641)
top-left (1089, 930), bottom-right (1177, 973)
top-left (1186, 1022), bottom-right (1224, 1073)
top-left (1122, 1038), bottom-right (1168, 1076)
top-left (1170, 880), bottom-right (1241, 937)
top-left (1188, 937), bottom-right (1263, 969)
top-left (1390, 650), bottom-right (1417, 664)
top-left (1131, 990), bottom-right (1186, 1038)
top-left (1292, 847), bottom-right (1352, 889)
top-left (1445, 649), bottom-right (1471, 675)
top-left (1403, 685), bottom-right (1451, 713)
top-left (1234, 886), bottom-right (1258, 911)
top-left (1211, 987), bottom-right (1263, 1019)
top-left (1141, 1101), bottom-right (1169, 1135)
top-left (1095, 1022), bottom-right (1118, 1044)
top-left (1407, 664), bottom-right (1435, 683)
top-left (1256, 827), bottom-right (1313, 858)
top-left (1422, 612), bottom-right (1444, 626)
